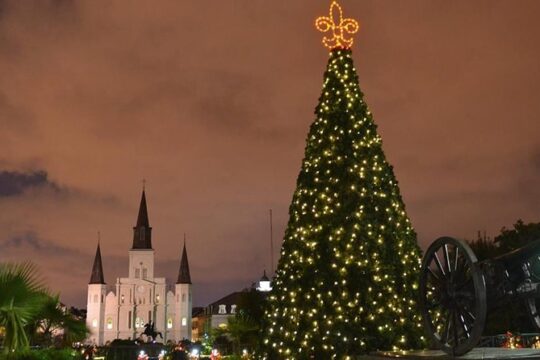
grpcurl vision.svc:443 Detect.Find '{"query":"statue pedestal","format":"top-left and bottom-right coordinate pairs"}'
top-left (362, 348), bottom-right (540, 359)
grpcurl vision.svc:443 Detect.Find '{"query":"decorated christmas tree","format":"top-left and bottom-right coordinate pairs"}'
top-left (262, 2), bottom-right (423, 358)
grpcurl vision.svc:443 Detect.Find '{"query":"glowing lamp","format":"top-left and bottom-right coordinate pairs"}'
top-left (257, 270), bottom-right (272, 292)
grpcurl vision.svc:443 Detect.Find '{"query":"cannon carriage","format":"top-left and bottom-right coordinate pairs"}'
top-left (419, 236), bottom-right (540, 355)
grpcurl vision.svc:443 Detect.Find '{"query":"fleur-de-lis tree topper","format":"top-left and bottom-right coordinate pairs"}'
top-left (315, 1), bottom-right (359, 50)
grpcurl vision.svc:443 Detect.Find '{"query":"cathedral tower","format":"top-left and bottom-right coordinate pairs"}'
top-left (86, 187), bottom-right (193, 345)
top-left (87, 241), bottom-right (106, 345)
top-left (175, 237), bottom-right (192, 340)
top-left (129, 189), bottom-right (155, 281)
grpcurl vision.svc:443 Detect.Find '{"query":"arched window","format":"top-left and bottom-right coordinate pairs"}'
top-left (135, 317), bottom-right (142, 328)
top-left (218, 305), bottom-right (226, 314)
top-left (181, 317), bottom-right (187, 326)
top-left (106, 318), bottom-right (113, 330)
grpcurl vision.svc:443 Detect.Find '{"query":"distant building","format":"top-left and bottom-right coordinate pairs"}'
top-left (193, 271), bottom-right (272, 339)
top-left (191, 307), bottom-right (205, 341)
top-left (204, 292), bottom-right (243, 331)
top-left (86, 189), bottom-right (193, 345)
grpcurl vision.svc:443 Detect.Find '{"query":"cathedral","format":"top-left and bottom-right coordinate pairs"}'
top-left (86, 189), bottom-right (192, 345)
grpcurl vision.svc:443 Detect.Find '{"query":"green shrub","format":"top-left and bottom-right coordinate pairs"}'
top-left (0, 348), bottom-right (83, 360)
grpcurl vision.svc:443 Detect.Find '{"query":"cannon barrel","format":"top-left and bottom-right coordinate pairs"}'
top-left (489, 239), bottom-right (540, 277)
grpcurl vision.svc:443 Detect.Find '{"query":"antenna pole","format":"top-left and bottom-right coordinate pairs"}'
top-left (270, 209), bottom-right (274, 275)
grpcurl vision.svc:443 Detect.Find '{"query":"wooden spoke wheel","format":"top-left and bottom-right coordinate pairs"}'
top-left (419, 237), bottom-right (487, 356)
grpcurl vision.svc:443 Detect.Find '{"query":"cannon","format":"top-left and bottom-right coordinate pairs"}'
top-left (419, 236), bottom-right (540, 355)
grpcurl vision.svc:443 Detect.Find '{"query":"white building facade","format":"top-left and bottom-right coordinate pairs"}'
top-left (86, 189), bottom-right (192, 345)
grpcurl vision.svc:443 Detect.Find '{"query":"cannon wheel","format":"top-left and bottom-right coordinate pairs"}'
top-left (419, 237), bottom-right (487, 356)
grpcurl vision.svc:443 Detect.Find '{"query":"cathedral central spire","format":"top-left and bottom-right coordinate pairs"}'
top-left (132, 188), bottom-right (153, 249)
top-left (136, 188), bottom-right (150, 227)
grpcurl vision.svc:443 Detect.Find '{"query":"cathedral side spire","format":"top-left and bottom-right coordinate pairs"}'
top-left (89, 239), bottom-right (105, 284)
top-left (177, 235), bottom-right (191, 284)
top-left (132, 187), bottom-right (152, 249)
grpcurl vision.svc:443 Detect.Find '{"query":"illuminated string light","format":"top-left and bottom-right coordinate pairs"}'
top-left (261, 4), bottom-right (423, 359)
top-left (315, 1), bottom-right (359, 50)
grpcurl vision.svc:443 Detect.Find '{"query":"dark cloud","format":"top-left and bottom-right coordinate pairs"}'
top-left (0, 231), bottom-right (78, 256)
top-left (0, 170), bottom-right (59, 197)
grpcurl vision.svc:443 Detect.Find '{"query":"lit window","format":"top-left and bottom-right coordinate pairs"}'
top-left (92, 319), bottom-right (98, 328)
top-left (231, 305), bottom-right (237, 314)
top-left (106, 318), bottom-right (113, 330)
top-left (156, 294), bottom-right (160, 303)
top-left (182, 317), bottom-right (187, 326)
top-left (135, 317), bottom-right (141, 328)
top-left (167, 318), bottom-right (173, 329)
top-left (121, 294), bottom-right (125, 304)
top-left (218, 305), bottom-right (226, 314)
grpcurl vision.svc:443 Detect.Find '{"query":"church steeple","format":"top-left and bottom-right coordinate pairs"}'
top-left (177, 236), bottom-right (191, 284)
top-left (136, 188), bottom-right (149, 227)
top-left (132, 188), bottom-right (152, 249)
top-left (89, 240), bottom-right (105, 284)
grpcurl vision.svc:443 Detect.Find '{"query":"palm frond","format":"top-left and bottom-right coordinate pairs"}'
top-left (0, 262), bottom-right (49, 352)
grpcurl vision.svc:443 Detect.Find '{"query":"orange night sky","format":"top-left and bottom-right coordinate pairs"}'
top-left (1, 0), bottom-right (539, 308)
